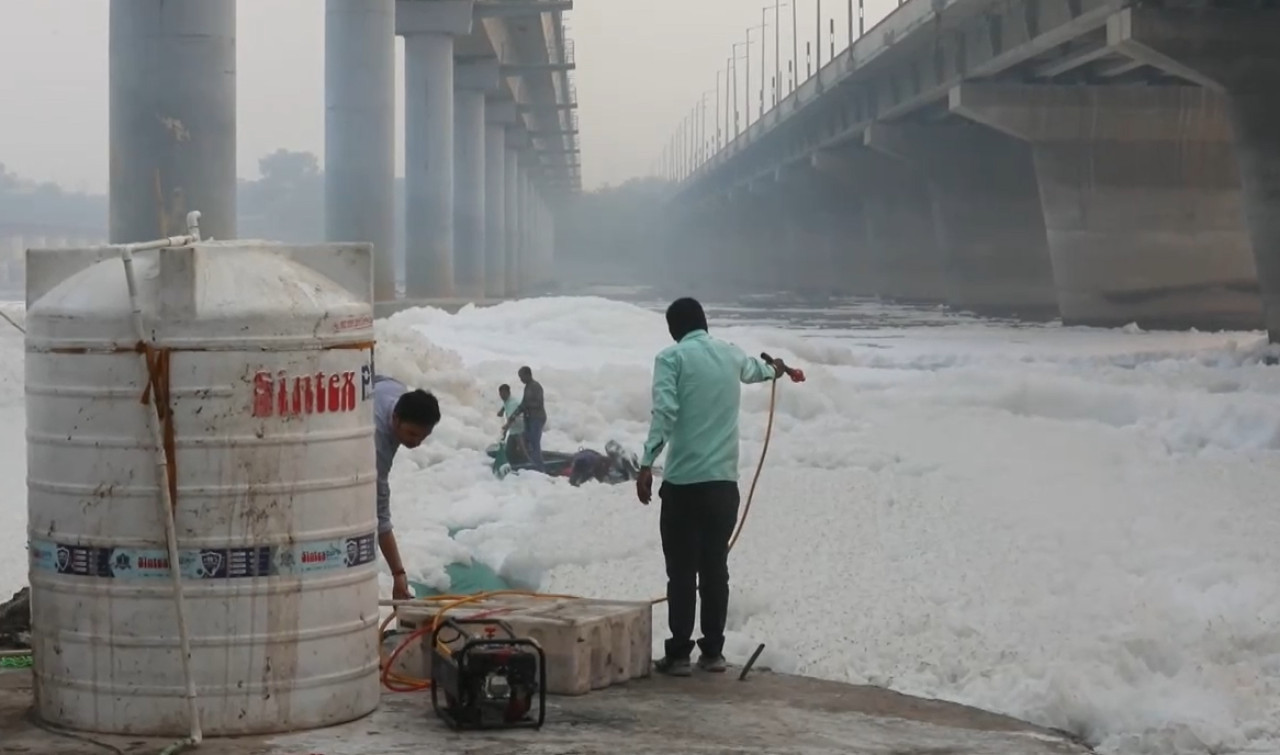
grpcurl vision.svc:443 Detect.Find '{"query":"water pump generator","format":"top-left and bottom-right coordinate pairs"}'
top-left (429, 617), bottom-right (546, 731)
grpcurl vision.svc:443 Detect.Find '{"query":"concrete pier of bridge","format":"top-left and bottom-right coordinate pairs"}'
top-left (951, 84), bottom-right (1261, 330)
top-left (1111, 6), bottom-right (1280, 340)
top-left (812, 149), bottom-right (950, 305)
top-left (325, 0), bottom-right (397, 301)
top-left (453, 59), bottom-right (499, 300)
top-left (862, 122), bottom-right (1059, 320)
top-left (109, 0), bottom-right (237, 243)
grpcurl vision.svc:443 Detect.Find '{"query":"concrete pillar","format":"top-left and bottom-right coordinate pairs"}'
top-left (952, 84), bottom-right (1261, 330)
top-left (543, 197), bottom-right (556, 285)
top-left (811, 148), bottom-right (949, 304)
top-left (404, 33), bottom-right (455, 298)
top-left (527, 188), bottom-right (541, 289)
top-left (326, 0), bottom-right (396, 301)
top-left (503, 146), bottom-right (520, 296)
top-left (518, 165), bottom-right (532, 290)
top-left (109, 0), bottom-right (235, 242)
top-left (484, 125), bottom-right (507, 299)
top-left (454, 88), bottom-right (486, 298)
top-left (399, 0), bottom-right (472, 298)
top-left (864, 122), bottom-right (1058, 319)
top-left (453, 60), bottom-right (499, 300)
top-left (1110, 7), bottom-right (1280, 339)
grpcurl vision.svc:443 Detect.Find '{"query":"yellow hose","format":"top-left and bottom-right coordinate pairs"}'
top-left (378, 374), bottom-right (783, 690)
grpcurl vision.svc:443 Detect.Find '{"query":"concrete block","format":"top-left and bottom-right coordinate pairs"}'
top-left (485, 100), bottom-right (518, 125)
top-left (397, 596), bottom-right (653, 696)
top-left (949, 84), bottom-right (1232, 143)
top-left (395, 0), bottom-right (473, 36)
top-left (1108, 7), bottom-right (1280, 91)
top-left (455, 57), bottom-right (501, 92)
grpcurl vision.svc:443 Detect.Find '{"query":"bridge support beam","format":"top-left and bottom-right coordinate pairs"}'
top-left (518, 165), bottom-right (532, 291)
top-left (454, 60), bottom-right (499, 300)
top-left (325, 0), bottom-right (396, 301)
top-left (504, 145), bottom-right (520, 297)
top-left (951, 83), bottom-right (1261, 330)
top-left (484, 124), bottom-right (507, 299)
top-left (109, 0), bottom-right (236, 243)
top-left (811, 148), bottom-right (949, 304)
top-left (1111, 6), bottom-right (1280, 341)
top-left (864, 122), bottom-right (1058, 319)
top-left (400, 0), bottom-right (473, 298)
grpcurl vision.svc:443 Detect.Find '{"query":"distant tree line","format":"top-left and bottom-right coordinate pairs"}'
top-left (2, 153), bottom-right (676, 292)
top-left (0, 164), bottom-right (107, 234)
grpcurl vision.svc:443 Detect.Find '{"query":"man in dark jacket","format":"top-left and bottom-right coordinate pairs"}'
top-left (505, 366), bottom-right (546, 472)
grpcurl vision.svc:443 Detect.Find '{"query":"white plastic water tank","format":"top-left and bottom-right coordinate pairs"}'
top-left (25, 240), bottom-right (381, 736)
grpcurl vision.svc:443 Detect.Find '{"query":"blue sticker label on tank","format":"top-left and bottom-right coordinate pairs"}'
top-left (104, 548), bottom-right (178, 579)
top-left (28, 534), bottom-right (378, 580)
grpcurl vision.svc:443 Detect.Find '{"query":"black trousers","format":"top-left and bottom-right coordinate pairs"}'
top-left (659, 480), bottom-right (741, 660)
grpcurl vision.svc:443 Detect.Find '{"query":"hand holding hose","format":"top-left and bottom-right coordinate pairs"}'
top-left (761, 352), bottom-right (806, 383)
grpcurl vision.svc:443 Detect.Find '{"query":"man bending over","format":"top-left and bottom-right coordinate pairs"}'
top-left (374, 374), bottom-right (441, 600)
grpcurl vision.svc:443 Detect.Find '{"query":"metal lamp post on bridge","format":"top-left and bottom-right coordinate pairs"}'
top-left (791, 0), bottom-right (799, 93)
top-left (731, 40), bottom-right (750, 139)
top-left (744, 25), bottom-right (766, 131)
top-left (716, 68), bottom-right (723, 152)
top-left (761, 4), bottom-right (791, 117)
top-left (698, 88), bottom-right (713, 171)
top-left (816, 0), bottom-right (822, 71)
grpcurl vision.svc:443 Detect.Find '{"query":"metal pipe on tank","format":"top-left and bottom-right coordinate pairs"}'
top-left (109, 0), bottom-right (236, 243)
top-left (118, 209), bottom-right (205, 749)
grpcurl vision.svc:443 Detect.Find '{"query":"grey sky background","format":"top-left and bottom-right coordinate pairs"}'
top-left (0, 0), bottom-right (899, 193)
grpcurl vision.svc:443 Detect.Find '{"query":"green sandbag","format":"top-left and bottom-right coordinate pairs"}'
top-left (410, 559), bottom-right (511, 598)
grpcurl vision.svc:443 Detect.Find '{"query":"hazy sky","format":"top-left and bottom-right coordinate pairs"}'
top-left (0, 0), bottom-right (898, 193)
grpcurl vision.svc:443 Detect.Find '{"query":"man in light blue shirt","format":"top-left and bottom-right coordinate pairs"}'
top-left (496, 383), bottom-right (526, 463)
top-left (636, 297), bottom-right (785, 677)
top-left (373, 375), bottom-right (441, 600)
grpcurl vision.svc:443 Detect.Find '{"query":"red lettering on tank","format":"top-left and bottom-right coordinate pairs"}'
top-left (303, 377), bottom-right (315, 414)
top-left (291, 376), bottom-right (309, 416)
top-left (301, 551), bottom-right (327, 564)
top-left (252, 372), bottom-right (274, 417)
top-left (253, 369), bottom-right (361, 417)
top-left (138, 556), bottom-right (169, 570)
top-left (341, 372), bottom-right (356, 412)
top-left (276, 370), bottom-right (289, 417)
top-left (327, 373), bottom-right (343, 411)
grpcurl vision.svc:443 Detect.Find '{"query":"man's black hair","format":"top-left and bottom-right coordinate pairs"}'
top-left (666, 297), bottom-right (708, 342)
top-left (499, 383), bottom-right (510, 392)
top-left (394, 389), bottom-right (441, 428)
top-left (518, 366), bottom-right (532, 377)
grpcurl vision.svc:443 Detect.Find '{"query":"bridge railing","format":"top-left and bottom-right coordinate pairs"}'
top-left (674, 0), bottom-right (945, 186)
